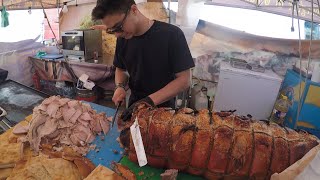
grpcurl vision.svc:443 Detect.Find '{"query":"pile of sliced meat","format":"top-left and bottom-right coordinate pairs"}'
top-left (22, 96), bottom-right (112, 155)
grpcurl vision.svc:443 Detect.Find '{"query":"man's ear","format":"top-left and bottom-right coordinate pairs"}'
top-left (130, 4), bottom-right (139, 14)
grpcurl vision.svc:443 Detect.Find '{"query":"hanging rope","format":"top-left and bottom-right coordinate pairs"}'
top-left (291, 0), bottom-right (295, 31)
top-left (293, 0), bottom-right (304, 129)
top-left (305, 0), bottom-right (314, 85)
top-left (294, 0), bottom-right (317, 128)
top-left (40, 0), bottom-right (62, 51)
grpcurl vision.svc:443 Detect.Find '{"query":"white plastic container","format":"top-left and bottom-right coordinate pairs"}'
top-left (311, 62), bottom-right (320, 83)
top-left (213, 62), bottom-right (282, 120)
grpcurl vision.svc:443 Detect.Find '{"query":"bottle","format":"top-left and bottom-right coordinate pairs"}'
top-left (190, 83), bottom-right (208, 110)
top-left (271, 94), bottom-right (290, 125)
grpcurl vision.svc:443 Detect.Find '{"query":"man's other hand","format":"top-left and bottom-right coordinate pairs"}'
top-left (120, 97), bottom-right (155, 122)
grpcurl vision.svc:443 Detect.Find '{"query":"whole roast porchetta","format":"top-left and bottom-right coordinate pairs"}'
top-left (118, 103), bottom-right (319, 180)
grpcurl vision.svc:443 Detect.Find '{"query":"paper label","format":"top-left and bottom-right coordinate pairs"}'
top-left (79, 74), bottom-right (89, 82)
top-left (130, 117), bottom-right (147, 167)
top-left (83, 80), bottom-right (95, 90)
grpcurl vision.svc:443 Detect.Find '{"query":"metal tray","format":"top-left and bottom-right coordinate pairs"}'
top-left (0, 80), bottom-right (49, 124)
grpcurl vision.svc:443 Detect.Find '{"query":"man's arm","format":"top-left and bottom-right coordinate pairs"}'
top-left (115, 67), bottom-right (128, 86)
top-left (149, 69), bottom-right (191, 106)
top-left (120, 69), bottom-right (191, 121)
top-left (112, 67), bottom-right (128, 106)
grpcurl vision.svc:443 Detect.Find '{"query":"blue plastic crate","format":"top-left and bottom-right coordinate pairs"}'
top-left (282, 69), bottom-right (320, 138)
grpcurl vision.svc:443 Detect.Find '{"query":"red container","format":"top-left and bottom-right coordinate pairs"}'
top-left (32, 71), bottom-right (41, 90)
top-left (75, 88), bottom-right (96, 102)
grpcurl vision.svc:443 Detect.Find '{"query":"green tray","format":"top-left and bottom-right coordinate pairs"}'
top-left (120, 156), bottom-right (205, 180)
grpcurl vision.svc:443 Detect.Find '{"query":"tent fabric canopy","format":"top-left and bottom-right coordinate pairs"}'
top-left (0, 0), bottom-right (163, 10)
top-left (207, 0), bottom-right (320, 23)
top-left (1, 0), bottom-right (97, 10)
top-left (1, 0), bottom-right (58, 10)
top-left (2, 0), bottom-right (320, 24)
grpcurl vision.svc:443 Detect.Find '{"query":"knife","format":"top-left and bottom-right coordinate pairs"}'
top-left (112, 101), bottom-right (122, 128)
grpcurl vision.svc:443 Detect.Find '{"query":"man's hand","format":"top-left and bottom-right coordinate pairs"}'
top-left (112, 87), bottom-right (126, 106)
top-left (120, 97), bottom-right (155, 122)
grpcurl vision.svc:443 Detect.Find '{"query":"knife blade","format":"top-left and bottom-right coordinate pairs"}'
top-left (112, 101), bottom-right (122, 128)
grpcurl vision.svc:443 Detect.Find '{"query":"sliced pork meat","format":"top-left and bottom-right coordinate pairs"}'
top-left (42, 96), bottom-right (59, 105)
top-left (34, 104), bottom-right (47, 112)
top-left (80, 112), bottom-right (92, 121)
top-left (68, 100), bottom-right (80, 108)
top-left (47, 102), bottom-right (60, 117)
top-left (58, 98), bottom-right (71, 106)
top-left (106, 116), bottom-right (113, 122)
top-left (12, 124), bottom-right (30, 134)
top-left (28, 114), bottom-right (48, 153)
top-left (47, 129), bottom-right (61, 139)
top-left (90, 117), bottom-right (102, 133)
top-left (99, 117), bottom-right (110, 135)
top-left (78, 119), bottom-right (90, 127)
top-left (27, 96), bottom-right (112, 155)
top-left (62, 106), bottom-right (77, 122)
top-left (40, 118), bottom-right (58, 136)
top-left (70, 109), bottom-right (83, 124)
top-left (81, 103), bottom-right (92, 113)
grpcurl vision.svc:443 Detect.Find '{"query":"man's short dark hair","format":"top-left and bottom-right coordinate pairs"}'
top-left (92, 0), bottom-right (136, 21)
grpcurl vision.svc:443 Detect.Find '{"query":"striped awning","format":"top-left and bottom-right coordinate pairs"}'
top-left (1, 0), bottom-right (58, 10)
top-left (1, 0), bottom-right (97, 10)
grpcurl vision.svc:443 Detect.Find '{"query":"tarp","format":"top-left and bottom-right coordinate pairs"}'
top-left (0, 0), bottom-right (163, 10)
top-left (30, 57), bottom-right (115, 90)
top-left (1, 0), bottom-right (96, 10)
top-left (3, 0), bottom-right (320, 23)
top-left (208, 0), bottom-right (320, 24)
top-left (189, 20), bottom-right (320, 82)
top-left (0, 38), bottom-right (44, 86)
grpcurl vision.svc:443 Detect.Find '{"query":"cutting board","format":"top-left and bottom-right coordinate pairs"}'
top-left (85, 103), bottom-right (204, 179)
top-left (85, 102), bottom-right (124, 169)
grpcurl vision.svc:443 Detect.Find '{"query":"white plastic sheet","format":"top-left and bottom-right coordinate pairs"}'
top-left (0, 39), bottom-right (44, 86)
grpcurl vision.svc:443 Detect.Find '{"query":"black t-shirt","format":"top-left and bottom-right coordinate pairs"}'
top-left (113, 20), bottom-right (195, 107)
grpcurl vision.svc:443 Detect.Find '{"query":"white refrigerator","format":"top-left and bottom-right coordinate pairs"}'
top-left (213, 62), bottom-right (282, 120)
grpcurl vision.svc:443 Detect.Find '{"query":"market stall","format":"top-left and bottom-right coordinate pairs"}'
top-left (1, 0), bottom-right (320, 179)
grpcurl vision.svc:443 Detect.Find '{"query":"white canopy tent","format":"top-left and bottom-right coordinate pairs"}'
top-left (207, 0), bottom-right (320, 23)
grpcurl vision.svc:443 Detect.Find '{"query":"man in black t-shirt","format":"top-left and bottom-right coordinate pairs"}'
top-left (92, 0), bottom-right (194, 121)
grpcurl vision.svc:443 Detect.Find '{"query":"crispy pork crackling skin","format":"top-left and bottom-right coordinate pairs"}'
top-left (118, 103), bottom-right (319, 179)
